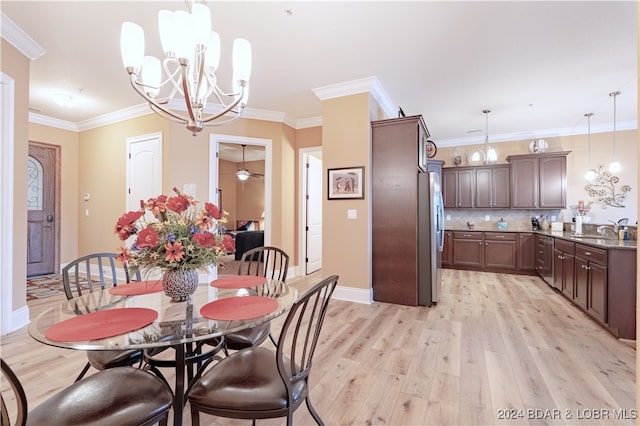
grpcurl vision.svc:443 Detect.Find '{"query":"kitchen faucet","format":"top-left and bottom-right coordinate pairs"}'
top-left (597, 224), bottom-right (618, 238)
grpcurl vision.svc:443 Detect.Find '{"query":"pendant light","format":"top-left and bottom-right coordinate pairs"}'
top-left (584, 112), bottom-right (597, 180)
top-left (483, 109), bottom-right (497, 164)
top-left (608, 90), bottom-right (621, 173)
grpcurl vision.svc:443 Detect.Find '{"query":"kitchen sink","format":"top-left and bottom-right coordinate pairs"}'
top-left (571, 234), bottom-right (618, 240)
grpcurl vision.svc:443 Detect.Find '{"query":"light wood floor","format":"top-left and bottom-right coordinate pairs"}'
top-left (2, 270), bottom-right (636, 425)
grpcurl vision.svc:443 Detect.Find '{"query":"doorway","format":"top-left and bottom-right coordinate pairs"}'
top-left (300, 148), bottom-right (323, 275)
top-left (27, 142), bottom-right (60, 277)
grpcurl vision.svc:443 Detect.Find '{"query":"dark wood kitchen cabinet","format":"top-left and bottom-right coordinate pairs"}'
top-left (371, 115), bottom-right (443, 306)
top-left (517, 233), bottom-right (536, 271)
top-left (507, 151), bottom-right (569, 209)
top-left (442, 231), bottom-right (453, 266)
top-left (475, 165), bottom-right (510, 208)
top-left (484, 232), bottom-right (516, 270)
top-left (452, 231), bottom-right (483, 267)
top-left (554, 239), bottom-right (575, 298)
top-left (574, 244), bottom-right (607, 324)
top-left (443, 168), bottom-right (474, 208)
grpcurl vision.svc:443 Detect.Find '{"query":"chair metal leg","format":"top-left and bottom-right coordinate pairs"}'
top-left (74, 362), bottom-right (91, 382)
top-left (306, 396), bottom-right (324, 426)
top-left (190, 405), bottom-right (200, 426)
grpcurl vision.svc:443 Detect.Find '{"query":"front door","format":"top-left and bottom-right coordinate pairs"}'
top-left (27, 143), bottom-right (58, 276)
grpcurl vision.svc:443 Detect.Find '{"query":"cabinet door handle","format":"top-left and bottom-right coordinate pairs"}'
top-left (495, 235), bottom-right (504, 238)
top-left (581, 264), bottom-right (590, 270)
top-left (584, 252), bottom-right (591, 256)
top-left (485, 242), bottom-right (488, 246)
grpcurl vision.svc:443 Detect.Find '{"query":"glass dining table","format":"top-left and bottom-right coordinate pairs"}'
top-left (29, 277), bottom-right (297, 426)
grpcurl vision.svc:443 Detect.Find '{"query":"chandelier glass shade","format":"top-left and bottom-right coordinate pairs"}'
top-left (120, 2), bottom-right (252, 135)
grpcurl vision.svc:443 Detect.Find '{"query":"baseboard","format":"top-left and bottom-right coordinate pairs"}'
top-left (8, 305), bottom-right (30, 333)
top-left (333, 285), bottom-right (372, 304)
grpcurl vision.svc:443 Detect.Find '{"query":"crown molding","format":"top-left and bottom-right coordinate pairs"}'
top-left (0, 12), bottom-right (45, 60)
top-left (312, 76), bottom-right (396, 119)
top-left (437, 120), bottom-right (638, 147)
top-left (29, 112), bottom-right (78, 132)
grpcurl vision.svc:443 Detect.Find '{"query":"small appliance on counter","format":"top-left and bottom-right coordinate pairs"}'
top-left (531, 217), bottom-right (539, 231)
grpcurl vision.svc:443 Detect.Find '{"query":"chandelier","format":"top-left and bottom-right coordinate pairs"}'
top-left (120, 1), bottom-right (252, 136)
top-left (471, 109), bottom-right (497, 163)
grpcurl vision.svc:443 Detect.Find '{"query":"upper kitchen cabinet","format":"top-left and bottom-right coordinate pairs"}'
top-left (507, 152), bottom-right (570, 209)
top-left (443, 167), bottom-right (474, 208)
top-left (475, 165), bottom-right (510, 208)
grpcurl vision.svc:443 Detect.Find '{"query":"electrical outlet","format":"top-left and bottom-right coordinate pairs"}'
top-left (485, 215), bottom-right (490, 222)
top-left (551, 215), bottom-right (557, 221)
top-left (446, 214), bottom-right (451, 221)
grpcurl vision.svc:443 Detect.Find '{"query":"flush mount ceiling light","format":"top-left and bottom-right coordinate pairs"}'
top-left (608, 90), bottom-right (621, 173)
top-left (53, 93), bottom-right (76, 108)
top-left (584, 112), bottom-right (597, 181)
top-left (120, 0), bottom-right (252, 136)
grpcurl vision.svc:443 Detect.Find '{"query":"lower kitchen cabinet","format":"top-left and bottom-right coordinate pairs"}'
top-left (442, 231), bottom-right (453, 266)
top-left (554, 239), bottom-right (575, 298)
top-left (484, 232), bottom-right (516, 270)
top-left (574, 244), bottom-right (607, 324)
top-left (517, 233), bottom-right (536, 271)
top-left (452, 231), bottom-right (483, 267)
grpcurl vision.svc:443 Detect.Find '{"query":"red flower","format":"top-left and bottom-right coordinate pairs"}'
top-left (167, 195), bottom-right (190, 214)
top-left (193, 232), bottom-right (216, 248)
top-left (222, 234), bottom-right (235, 253)
top-left (136, 227), bottom-right (159, 248)
top-left (204, 202), bottom-right (221, 220)
top-left (114, 211), bottom-right (143, 240)
top-left (116, 210), bottom-right (144, 226)
top-left (164, 241), bottom-right (185, 263)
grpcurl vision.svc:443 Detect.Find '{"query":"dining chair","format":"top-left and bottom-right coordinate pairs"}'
top-left (1, 359), bottom-right (173, 426)
top-left (61, 252), bottom-right (144, 381)
top-left (224, 245), bottom-right (290, 351)
top-left (187, 274), bottom-right (339, 426)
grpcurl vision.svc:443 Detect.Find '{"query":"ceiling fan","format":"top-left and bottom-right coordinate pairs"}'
top-left (236, 144), bottom-right (264, 181)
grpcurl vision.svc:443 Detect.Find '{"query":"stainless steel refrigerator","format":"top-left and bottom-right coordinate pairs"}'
top-left (418, 171), bottom-right (444, 306)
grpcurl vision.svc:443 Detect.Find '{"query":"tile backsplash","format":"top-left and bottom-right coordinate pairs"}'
top-left (444, 208), bottom-right (636, 239)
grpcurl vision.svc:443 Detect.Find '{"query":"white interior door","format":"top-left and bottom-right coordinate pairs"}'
top-left (127, 133), bottom-right (162, 213)
top-left (305, 153), bottom-right (322, 274)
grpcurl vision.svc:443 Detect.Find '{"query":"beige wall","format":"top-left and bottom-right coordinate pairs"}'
top-left (74, 115), bottom-right (300, 268)
top-left (2, 39), bottom-right (29, 313)
top-left (28, 123), bottom-right (80, 266)
top-left (437, 129), bottom-right (638, 225)
top-left (321, 93), bottom-right (371, 290)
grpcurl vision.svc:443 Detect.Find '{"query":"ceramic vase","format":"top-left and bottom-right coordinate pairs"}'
top-left (162, 269), bottom-right (198, 302)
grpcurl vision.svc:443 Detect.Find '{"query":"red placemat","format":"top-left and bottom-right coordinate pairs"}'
top-left (44, 308), bottom-right (158, 342)
top-left (210, 275), bottom-right (267, 289)
top-left (108, 280), bottom-right (163, 296)
top-left (200, 296), bottom-right (278, 321)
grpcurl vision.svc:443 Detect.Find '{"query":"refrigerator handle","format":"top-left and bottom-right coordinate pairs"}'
top-left (437, 191), bottom-right (445, 251)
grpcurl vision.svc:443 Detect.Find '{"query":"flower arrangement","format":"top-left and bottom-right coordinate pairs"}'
top-left (115, 187), bottom-right (234, 274)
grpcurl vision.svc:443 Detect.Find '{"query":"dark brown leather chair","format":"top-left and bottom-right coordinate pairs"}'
top-left (187, 274), bottom-right (339, 426)
top-left (1, 359), bottom-right (172, 426)
top-left (224, 246), bottom-right (290, 351)
top-left (61, 252), bottom-right (143, 381)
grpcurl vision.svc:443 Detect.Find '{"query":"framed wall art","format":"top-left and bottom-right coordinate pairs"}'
top-left (327, 166), bottom-right (364, 200)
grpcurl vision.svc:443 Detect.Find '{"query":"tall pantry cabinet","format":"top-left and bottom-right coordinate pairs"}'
top-left (371, 115), bottom-right (443, 306)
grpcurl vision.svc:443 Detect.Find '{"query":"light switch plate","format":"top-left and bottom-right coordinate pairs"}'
top-left (485, 215), bottom-right (490, 221)
top-left (347, 209), bottom-right (357, 219)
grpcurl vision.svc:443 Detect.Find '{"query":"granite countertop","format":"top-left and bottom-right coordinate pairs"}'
top-left (445, 228), bottom-right (637, 250)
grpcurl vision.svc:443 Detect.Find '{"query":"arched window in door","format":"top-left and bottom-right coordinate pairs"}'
top-left (27, 155), bottom-right (43, 211)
